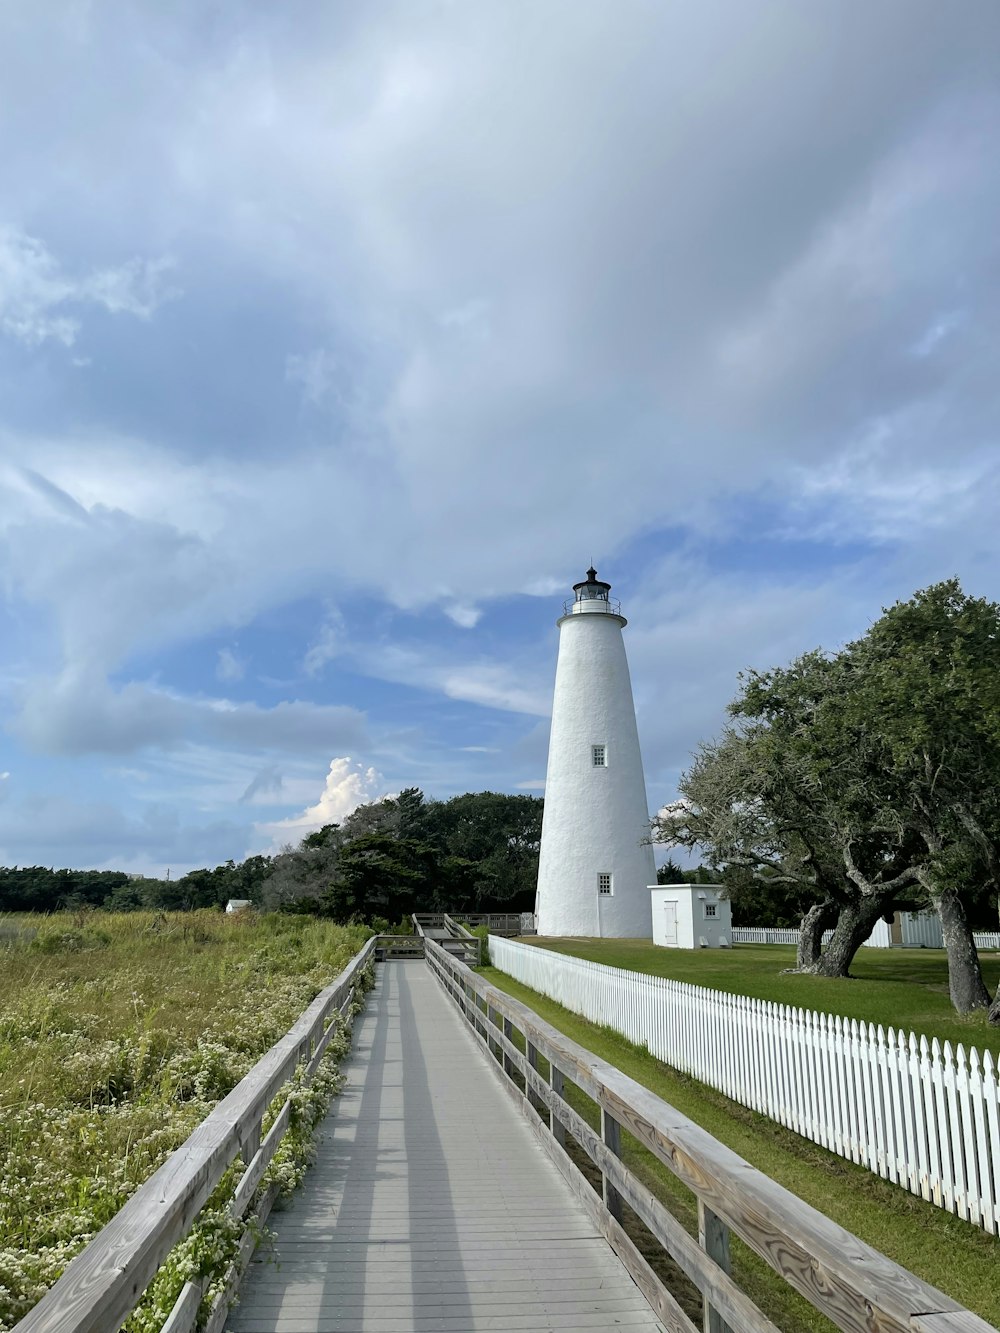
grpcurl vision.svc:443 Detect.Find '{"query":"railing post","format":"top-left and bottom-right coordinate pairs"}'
top-left (601, 1107), bottom-right (624, 1222)
top-left (240, 1121), bottom-right (261, 1167)
top-left (551, 1064), bottom-right (566, 1147)
top-left (698, 1200), bottom-right (733, 1333)
top-left (526, 1040), bottom-right (539, 1115)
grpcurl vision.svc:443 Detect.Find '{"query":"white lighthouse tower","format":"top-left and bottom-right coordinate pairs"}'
top-left (535, 567), bottom-right (655, 937)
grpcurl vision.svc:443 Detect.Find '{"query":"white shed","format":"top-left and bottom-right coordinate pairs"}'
top-left (650, 884), bottom-right (731, 949)
top-left (864, 910), bottom-right (943, 948)
top-left (225, 898), bottom-right (252, 914)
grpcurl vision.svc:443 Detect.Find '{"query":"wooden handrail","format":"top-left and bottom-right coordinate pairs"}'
top-left (15, 937), bottom-right (377, 1333)
top-left (424, 938), bottom-right (997, 1333)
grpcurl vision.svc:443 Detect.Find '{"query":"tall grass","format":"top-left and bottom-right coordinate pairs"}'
top-left (0, 910), bottom-right (370, 1331)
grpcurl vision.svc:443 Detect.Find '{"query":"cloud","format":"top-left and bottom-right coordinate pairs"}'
top-left (351, 643), bottom-right (550, 717)
top-left (216, 647), bottom-right (245, 682)
top-left (1, 3), bottom-right (999, 871)
top-left (285, 348), bottom-right (349, 408)
top-left (303, 612), bottom-right (344, 677)
top-left (0, 789), bottom-right (245, 876)
top-left (10, 670), bottom-right (368, 757)
top-left (443, 603), bottom-right (481, 629)
top-left (258, 756), bottom-right (388, 844)
top-left (239, 764), bottom-right (284, 803)
top-left (0, 227), bottom-right (176, 347)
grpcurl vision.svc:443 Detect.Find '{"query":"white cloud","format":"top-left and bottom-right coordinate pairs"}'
top-left (443, 603), bottom-right (482, 629)
top-left (10, 670), bottom-right (368, 757)
top-left (257, 756), bottom-right (388, 844)
top-left (303, 612), bottom-right (344, 677)
top-left (0, 227), bottom-right (176, 347)
top-left (216, 647), bottom-right (245, 682)
top-left (286, 348), bottom-right (347, 408)
top-left (1, 2), bottom-right (999, 870)
top-left (352, 643), bottom-right (550, 717)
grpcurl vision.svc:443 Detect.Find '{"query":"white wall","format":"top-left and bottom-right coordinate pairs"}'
top-left (535, 606), bottom-right (655, 937)
top-left (865, 911), bottom-right (944, 948)
top-left (651, 885), bottom-right (731, 948)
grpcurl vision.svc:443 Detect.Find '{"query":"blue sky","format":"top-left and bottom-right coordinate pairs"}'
top-left (1, 1), bottom-right (999, 875)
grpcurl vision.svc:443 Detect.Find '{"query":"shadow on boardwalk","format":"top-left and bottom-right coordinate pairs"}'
top-left (228, 963), bottom-right (663, 1332)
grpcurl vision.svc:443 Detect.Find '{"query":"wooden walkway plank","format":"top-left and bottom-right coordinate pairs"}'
top-left (228, 962), bottom-right (664, 1333)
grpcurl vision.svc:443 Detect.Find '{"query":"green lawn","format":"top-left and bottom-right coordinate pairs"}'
top-left (481, 964), bottom-right (1000, 1331)
top-left (519, 937), bottom-right (1000, 1058)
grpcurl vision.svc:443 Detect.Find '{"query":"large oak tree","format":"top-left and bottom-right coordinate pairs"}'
top-left (654, 581), bottom-right (1000, 1016)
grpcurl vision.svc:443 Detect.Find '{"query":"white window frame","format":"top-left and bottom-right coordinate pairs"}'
top-left (592, 744), bottom-right (607, 768)
top-left (704, 902), bottom-right (718, 919)
top-left (597, 872), bottom-right (613, 896)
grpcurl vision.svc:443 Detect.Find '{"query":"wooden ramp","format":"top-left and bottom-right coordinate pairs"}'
top-left (228, 961), bottom-right (664, 1333)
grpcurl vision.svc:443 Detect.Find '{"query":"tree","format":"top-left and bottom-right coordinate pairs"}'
top-left (321, 833), bottom-right (437, 922)
top-left (654, 581), bottom-right (1000, 1015)
top-left (424, 792), bottom-right (543, 911)
top-left (653, 719), bottom-right (879, 975)
top-left (823, 581), bottom-right (1000, 1014)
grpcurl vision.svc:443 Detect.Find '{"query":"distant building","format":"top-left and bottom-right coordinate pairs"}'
top-left (651, 884), bottom-right (732, 949)
top-left (535, 567), bottom-right (655, 937)
top-left (865, 910), bottom-right (943, 948)
top-left (225, 899), bottom-right (252, 914)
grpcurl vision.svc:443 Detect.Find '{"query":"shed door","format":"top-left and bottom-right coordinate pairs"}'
top-left (663, 901), bottom-right (678, 946)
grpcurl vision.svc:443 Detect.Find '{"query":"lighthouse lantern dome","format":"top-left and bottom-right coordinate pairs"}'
top-left (564, 566), bottom-right (622, 618)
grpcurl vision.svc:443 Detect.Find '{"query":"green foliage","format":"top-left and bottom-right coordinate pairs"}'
top-left (656, 580), bottom-right (1000, 1006)
top-left (0, 855), bottom-right (276, 916)
top-left (0, 910), bottom-right (368, 1330)
top-left (0, 789), bottom-right (543, 925)
top-left (261, 789), bottom-right (543, 923)
top-left (467, 923), bottom-right (491, 966)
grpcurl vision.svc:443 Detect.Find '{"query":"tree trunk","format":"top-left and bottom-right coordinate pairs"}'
top-left (989, 990), bottom-right (1000, 1026)
top-left (796, 899), bottom-right (839, 970)
top-left (930, 884), bottom-right (991, 1014)
top-left (800, 895), bottom-right (887, 977)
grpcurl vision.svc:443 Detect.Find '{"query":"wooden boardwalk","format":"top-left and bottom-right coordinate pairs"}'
top-left (228, 961), bottom-right (664, 1333)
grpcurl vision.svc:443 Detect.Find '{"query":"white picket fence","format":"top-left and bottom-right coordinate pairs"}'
top-left (730, 926), bottom-right (1000, 949)
top-left (732, 927), bottom-right (821, 945)
top-left (489, 935), bottom-right (1000, 1234)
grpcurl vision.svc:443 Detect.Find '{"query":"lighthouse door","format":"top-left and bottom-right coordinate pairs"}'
top-left (663, 901), bottom-right (678, 946)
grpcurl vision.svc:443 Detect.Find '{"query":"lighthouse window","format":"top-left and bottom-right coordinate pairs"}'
top-left (598, 873), bottom-right (613, 895)
top-left (592, 744), bottom-right (607, 767)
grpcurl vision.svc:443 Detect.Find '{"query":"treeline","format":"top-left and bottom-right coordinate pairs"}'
top-left (0, 858), bottom-right (275, 914)
top-left (0, 789), bottom-right (543, 924)
top-left (265, 789), bottom-right (542, 923)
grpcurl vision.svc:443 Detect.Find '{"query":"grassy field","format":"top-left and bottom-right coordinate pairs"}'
top-left (521, 937), bottom-right (1000, 1057)
top-left (482, 964), bottom-right (1000, 1331)
top-left (0, 910), bottom-right (370, 1332)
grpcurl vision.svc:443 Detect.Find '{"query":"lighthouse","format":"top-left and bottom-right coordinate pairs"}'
top-left (535, 567), bottom-right (656, 937)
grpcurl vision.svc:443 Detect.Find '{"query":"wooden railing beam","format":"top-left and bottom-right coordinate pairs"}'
top-left (15, 937), bottom-right (376, 1333)
top-left (422, 938), bottom-right (998, 1333)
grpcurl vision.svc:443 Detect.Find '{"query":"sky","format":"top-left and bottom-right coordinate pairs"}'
top-left (1, 1), bottom-right (999, 877)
